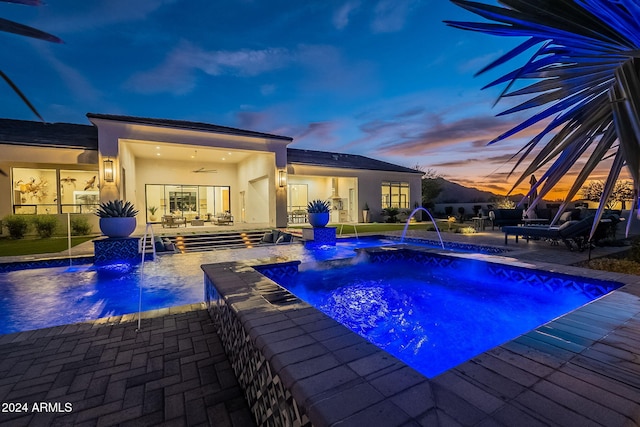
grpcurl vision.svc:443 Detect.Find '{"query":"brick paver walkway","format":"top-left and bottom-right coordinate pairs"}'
top-left (0, 304), bottom-right (254, 427)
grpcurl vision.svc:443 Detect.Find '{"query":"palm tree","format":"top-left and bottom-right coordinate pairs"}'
top-left (445, 0), bottom-right (640, 238)
top-left (1, 0), bottom-right (62, 122)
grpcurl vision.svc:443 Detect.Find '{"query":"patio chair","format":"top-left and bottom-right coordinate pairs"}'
top-left (502, 215), bottom-right (597, 251)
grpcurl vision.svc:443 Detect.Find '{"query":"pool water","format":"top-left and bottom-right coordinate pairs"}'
top-left (0, 259), bottom-right (204, 335)
top-left (263, 257), bottom-right (619, 378)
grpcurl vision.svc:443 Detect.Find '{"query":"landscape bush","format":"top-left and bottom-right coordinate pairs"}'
top-left (3, 215), bottom-right (30, 239)
top-left (587, 258), bottom-right (640, 275)
top-left (70, 216), bottom-right (93, 235)
top-left (33, 215), bottom-right (58, 238)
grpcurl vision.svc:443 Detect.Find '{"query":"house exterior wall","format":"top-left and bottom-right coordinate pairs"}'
top-left (237, 153), bottom-right (280, 227)
top-left (287, 164), bottom-right (422, 223)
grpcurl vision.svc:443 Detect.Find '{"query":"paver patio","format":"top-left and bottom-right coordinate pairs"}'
top-left (1, 223), bottom-right (640, 426)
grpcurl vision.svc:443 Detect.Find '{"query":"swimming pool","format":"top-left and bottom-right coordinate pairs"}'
top-left (256, 248), bottom-right (622, 378)
top-left (0, 236), bottom-right (505, 335)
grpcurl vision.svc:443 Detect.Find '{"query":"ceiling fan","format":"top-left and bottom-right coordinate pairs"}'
top-left (190, 150), bottom-right (217, 173)
top-left (192, 167), bottom-right (217, 173)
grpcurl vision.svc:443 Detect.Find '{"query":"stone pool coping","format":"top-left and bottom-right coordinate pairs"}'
top-left (202, 247), bottom-right (640, 426)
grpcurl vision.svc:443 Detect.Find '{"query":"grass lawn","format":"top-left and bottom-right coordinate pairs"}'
top-left (0, 235), bottom-right (97, 257)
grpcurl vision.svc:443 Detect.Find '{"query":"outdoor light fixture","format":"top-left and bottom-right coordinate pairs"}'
top-left (103, 158), bottom-right (114, 182)
top-left (278, 169), bottom-right (287, 187)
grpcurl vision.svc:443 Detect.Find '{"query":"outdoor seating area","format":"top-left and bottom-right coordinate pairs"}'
top-left (161, 214), bottom-right (186, 228)
top-left (502, 211), bottom-right (623, 250)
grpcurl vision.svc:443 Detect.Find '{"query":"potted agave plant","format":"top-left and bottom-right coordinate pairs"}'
top-left (96, 199), bottom-right (139, 238)
top-left (307, 199), bottom-right (330, 228)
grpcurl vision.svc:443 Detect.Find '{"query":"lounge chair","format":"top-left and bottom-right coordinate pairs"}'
top-left (503, 215), bottom-right (594, 250)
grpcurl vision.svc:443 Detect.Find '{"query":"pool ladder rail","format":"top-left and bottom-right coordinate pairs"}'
top-left (137, 223), bottom-right (157, 330)
top-left (338, 223), bottom-right (358, 239)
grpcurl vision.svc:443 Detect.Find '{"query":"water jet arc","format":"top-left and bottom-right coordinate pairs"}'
top-left (400, 207), bottom-right (445, 249)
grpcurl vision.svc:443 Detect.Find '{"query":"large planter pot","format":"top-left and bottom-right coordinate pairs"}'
top-left (99, 217), bottom-right (137, 238)
top-left (362, 209), bottom-right (370, 223)
top-left (308, 212), bottom-right (329, 228)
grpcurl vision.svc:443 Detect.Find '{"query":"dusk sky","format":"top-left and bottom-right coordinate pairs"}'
top-left (1, 0), bottom-right (607, 199)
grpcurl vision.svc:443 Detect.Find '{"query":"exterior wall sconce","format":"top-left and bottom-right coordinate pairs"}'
top-left (103, 158), bottom-right (114, 182)
top-left (278, 169), bottom-right (287, 187)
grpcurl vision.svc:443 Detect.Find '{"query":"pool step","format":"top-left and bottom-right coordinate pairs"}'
top-left (141, 230), bottom-right (270, 253)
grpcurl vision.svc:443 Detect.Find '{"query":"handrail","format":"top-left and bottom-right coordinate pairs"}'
top-left (338, 223), bottom-right (358, 239)
top-left (137, 223), bottom-right (156, 331)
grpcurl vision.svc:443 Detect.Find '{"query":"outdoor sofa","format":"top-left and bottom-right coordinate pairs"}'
top-left (213, 212), bottom-right (234, 225)
top-left (161, 215), bottom-right (186, 228)
top-left (489, 208), bottom-right (524, 229)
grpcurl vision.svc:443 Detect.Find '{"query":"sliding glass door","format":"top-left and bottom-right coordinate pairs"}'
top-left (145, 184), bottom-right (230, 222)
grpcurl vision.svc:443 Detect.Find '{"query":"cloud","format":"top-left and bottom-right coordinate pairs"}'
top-left (260, 84), bottom-right (276, 96)
top-left (371, 0), bottom-right (418, 33)
top-left (294, 121), bottom-right (341, 147)
top-left (372, 114), bottom-right (512, 156)
top-left (39, 0), bottom-right (178, 34)
top-left (333, 1), bottom-right (361, 30)
top-left (125, 41), bottom-right (292, 94)
top-left (126, 42), bottom-right (376, 97)
top-left (35, 45), bottom-right (102, 103)
top-left (235, 111), bottom-right (273, 131)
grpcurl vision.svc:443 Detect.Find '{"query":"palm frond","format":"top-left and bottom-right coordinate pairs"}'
top-left (0, 17), bottom-right (62, 43)
top-left (0, 69), bottom-right (43, 121)
top-left (1, 0), bottom-right (63, 121)
top-left (447, 0), bottom-right (640, 233)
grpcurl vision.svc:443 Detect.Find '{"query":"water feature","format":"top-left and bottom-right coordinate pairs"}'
top-left (400, 207), bottom-right (444, 249)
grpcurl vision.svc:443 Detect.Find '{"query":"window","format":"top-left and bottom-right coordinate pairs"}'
top-left (12, 167), bottom-right (98, 214)
top-left (381, 181), bottom-right (410, 209)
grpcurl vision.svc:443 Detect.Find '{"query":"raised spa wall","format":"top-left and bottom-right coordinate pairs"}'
top-left (202, 247), bottom-right (623, 426)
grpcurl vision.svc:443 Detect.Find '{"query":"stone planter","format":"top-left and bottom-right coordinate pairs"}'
top-left (99, 217), bottom-right (137, 238)
top-left (362, 209), bottom-right (370, 223)
top-left (308, 212), bottom-right (329, 228)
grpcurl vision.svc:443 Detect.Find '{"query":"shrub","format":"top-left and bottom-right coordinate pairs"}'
top-left (456, 226), bottom-right (477, 235)
top-left (33, 215), bottom-right (58, 238)
top-left (495, 198), bottom-right (516, 209)
top-left (382, 207), bottom-right (399, 223)
top-left (3, 214), bottom-right (30, 239)
top-left (71, 216), bottom-right (92, 235)
top-left (587, 258), bottom-right (640, 275)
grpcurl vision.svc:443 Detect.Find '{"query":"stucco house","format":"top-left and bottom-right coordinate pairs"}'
top-left (0, 114), bottom-right (423, 230)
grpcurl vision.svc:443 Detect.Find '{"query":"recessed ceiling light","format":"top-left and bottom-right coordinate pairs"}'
top-left (155, 146), bottom-right (160, 149)
top-left (156, 153), bottom-right (161, 156)
top-left (222, 157), bottom-right (226, 161)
